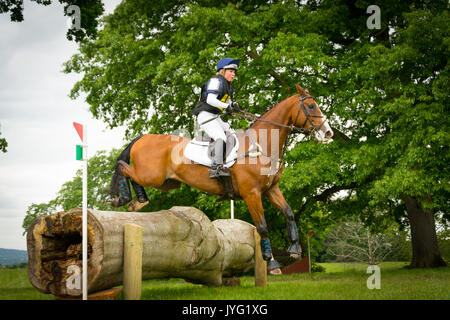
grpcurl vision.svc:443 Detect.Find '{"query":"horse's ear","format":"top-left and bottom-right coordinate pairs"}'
top-left (296, 84), bottom-right (304, 95)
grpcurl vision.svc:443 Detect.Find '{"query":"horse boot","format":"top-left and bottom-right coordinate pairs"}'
top-left (111, 176), bottom-right (132, 207)
top-left (260, 238), bottom-right (282, 274)
top-left (209, 138), bottom-right (230, 178)
top-left (260, 238), bottom-right (273, 261)
top-left (286, 220), bottom-right (302, 259)
top-left (127, 180), bottom-right (149, 212)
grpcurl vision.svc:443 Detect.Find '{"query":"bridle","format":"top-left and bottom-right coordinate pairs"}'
top-left (295, 94), bottom-right (328, 135)
top-left (237, 94), bottom-right (328, 136)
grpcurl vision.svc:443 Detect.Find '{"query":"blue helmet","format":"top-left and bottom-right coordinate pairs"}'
top-left (216, 58), bottom-right (239, 71)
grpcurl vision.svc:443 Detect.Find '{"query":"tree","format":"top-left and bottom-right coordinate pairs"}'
top-left (62, 0), bottom-right (448, 267)
top-left (284, 1), bottom-right (449, 267)
top-left (333, 8), bottom-right (449, 267)
top-left (324, 217), bottom-right (410, 264)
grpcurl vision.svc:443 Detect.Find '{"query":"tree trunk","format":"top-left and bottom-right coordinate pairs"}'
top-left (404, 196), bottom-right (446, 268)
top-left (26, 206), bottom-right (256, 297)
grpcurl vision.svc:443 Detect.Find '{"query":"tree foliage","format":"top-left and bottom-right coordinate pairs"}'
top-left (0, 123), bottom-right (7, 153)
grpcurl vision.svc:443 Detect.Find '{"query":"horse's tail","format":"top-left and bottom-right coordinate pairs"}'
top-left (109, 135), bottom-right (143, 197)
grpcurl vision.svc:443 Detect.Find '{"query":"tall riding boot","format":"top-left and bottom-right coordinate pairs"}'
top-left (209, 139), bottom-right (230, 178)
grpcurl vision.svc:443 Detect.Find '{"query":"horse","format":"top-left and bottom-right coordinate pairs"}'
top-left (109, 84), bottom-right (333, 273)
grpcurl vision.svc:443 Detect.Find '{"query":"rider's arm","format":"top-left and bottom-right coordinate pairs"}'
top-left (206, 93), bottom-right (229, 110)
top-left (204, 77), bottom-right (229, 111)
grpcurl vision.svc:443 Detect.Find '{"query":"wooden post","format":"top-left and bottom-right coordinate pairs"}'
top-left (123, 224), bottom-right (143, 300)
top-left (253, 228), bottom-right (267, 287)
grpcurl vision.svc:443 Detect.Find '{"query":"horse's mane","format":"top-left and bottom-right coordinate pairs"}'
top-left (247, 94), bottom-right (296, 128)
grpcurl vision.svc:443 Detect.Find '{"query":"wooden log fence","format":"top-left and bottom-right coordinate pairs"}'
top-left (27, 206), bottom-right (266, 298)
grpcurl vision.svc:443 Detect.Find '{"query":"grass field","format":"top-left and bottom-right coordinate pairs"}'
top-left (1, 262), bottom-right (448, 300)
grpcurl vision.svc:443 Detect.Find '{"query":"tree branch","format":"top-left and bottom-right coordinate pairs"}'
top-left (294, 183), bottom-right (358, 220)
top-left (245, 48), bottom-right (290, 90)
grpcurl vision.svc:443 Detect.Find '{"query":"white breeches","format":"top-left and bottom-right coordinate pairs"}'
top-left (197, 111), bottom-right (230, 142)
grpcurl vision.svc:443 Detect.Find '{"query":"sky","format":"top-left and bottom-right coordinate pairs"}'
top-left (0, 0), bottom-right (125, 250)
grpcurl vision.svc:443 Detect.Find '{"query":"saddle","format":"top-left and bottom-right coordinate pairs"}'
top-left (184, 130), bottom-right (239, 200)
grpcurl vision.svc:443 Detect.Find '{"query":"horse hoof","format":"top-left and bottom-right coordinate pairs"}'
top-left (111, 197), bottom-right (130, 208)
top-left (287, 243), bottom-right (302, 259)
top-left (268, 259), bottom-right (282, 275)
top-left (111, 197), bottom-right (120, 207)
top-left (269, 268), bottom-right (282, 275)
top-left (290, 253), bottom-right (301, 260)
top-left (111, 195), bottom-right (132, 208)
top-left (127, 200), bottom-right (149, 212)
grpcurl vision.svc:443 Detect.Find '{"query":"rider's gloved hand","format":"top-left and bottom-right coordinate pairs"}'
top-left (232, 102), bottom-right (241, 112)
top-left (226, 105), bottom-right (233, 115)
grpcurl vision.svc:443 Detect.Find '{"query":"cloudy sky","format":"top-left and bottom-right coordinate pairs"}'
top-left (0, 0), bottom-right (125, 250)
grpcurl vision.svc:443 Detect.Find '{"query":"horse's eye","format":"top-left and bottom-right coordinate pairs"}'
top-left (308, 104), bottom-right (315, 109)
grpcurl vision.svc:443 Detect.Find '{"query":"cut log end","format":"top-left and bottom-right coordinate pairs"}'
top-left (27, 208), bottom-right (102, 297)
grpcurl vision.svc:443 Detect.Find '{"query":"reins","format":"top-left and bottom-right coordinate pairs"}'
top-left (234, 110), bottom-right (310, 134)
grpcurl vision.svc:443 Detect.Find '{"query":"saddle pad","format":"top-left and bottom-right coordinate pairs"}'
top-left (184, 131), bottom-right (239, 168)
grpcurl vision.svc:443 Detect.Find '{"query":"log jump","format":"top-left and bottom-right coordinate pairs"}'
top-left (27, 206), bottom-right (263, 297)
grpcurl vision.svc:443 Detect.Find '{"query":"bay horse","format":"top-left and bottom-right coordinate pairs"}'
top-left (110, 84), bottom-right (333, 273)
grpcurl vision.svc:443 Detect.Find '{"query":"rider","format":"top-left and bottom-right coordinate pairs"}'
top-left (191, 57), bottom-right (241, 178)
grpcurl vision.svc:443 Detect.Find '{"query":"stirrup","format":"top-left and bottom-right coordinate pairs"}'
top-left (209, 165), bottom-right (230, 178)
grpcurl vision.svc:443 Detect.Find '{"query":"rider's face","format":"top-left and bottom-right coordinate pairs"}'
top-left (223, 69), bottom-right (236, 82)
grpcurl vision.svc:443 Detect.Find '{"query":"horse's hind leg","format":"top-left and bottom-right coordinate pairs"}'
top-left (116, 160), bottom-right (150, 211)
top-left (111, 176), bottom-right (132, 207)
top-left (264, 184), bottom-right (302, 259)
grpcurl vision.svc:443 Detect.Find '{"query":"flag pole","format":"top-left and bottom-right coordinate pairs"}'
top-left (231, 200), bottom-right (234, 219)
top-left (82, 125), bottom-right (88, 300)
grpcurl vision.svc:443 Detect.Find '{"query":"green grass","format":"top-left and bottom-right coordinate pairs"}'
top-left (1, 262), bottom-right (449, 300)
top-left (0, 268), bottom-right (53, 300)
top-left (138, 262), bottom-right (449, 300)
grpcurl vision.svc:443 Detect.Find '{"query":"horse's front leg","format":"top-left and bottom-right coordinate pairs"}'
top-left (264, 184), bottom-right (302, 259)
top-left (242, 191), bottom-right (282, 274)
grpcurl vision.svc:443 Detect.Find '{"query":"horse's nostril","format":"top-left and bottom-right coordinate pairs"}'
top-left (325, 130), bottom-right (333, 138)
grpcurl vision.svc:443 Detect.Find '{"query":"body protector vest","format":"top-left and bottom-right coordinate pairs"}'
top-left (191, 74), bottom-right (234, 116)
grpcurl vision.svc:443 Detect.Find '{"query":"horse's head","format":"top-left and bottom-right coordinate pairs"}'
top-left (292, 84), bottom-right (333, 141)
